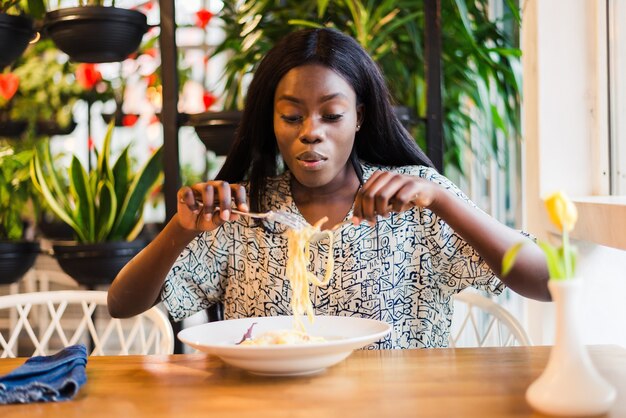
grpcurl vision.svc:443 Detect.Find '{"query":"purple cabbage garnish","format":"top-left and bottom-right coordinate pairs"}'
top-left (236, 322), bottom-right (257, 344)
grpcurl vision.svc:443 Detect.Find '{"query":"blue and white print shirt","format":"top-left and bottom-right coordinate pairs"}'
top-left (161, 162), bottom-right (505, 349)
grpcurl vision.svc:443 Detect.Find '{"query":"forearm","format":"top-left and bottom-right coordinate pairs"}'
top-left (107, 214), bottom-right (200, 318)
top-left (428, 188), bottom-right (551, 301)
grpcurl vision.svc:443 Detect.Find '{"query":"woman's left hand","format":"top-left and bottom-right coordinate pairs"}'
top-left (352, 171), bottom-right (440, 224)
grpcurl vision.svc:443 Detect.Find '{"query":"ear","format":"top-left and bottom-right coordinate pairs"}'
top-left (356, 104), bottom-right (364, 130)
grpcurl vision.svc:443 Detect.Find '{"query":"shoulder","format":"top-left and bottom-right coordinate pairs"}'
top-left (361, 161), bottom-right (451, 185)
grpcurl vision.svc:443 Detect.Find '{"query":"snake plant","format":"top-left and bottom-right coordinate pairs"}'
top-left (30, 122), bottom-right (163, 244)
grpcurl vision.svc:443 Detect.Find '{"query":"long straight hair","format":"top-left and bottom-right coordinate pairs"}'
top-left (216, 28), bottom-right (434, 212)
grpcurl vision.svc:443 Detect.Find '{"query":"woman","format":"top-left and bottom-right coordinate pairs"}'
top-left (108, 28), bottom-right (550, 349)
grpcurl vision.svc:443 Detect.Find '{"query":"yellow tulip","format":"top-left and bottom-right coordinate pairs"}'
top-left (544, 191), bottom-right (578, 232)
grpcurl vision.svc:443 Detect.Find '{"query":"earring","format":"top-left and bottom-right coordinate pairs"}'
top-left (356, 124), bottom-right (361, 131)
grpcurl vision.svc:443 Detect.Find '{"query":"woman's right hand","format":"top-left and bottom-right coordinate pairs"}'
top-left (177, 181), bottom-right (248, 232)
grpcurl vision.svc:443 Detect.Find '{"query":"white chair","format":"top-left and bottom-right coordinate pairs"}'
top-left (450, 290), bottom-right (531, 347)
top-left (0, 290), bottom-right (174, 358)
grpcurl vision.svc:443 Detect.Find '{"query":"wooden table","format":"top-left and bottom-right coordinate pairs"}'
top-left (0, 345), bottom-right (624, 417)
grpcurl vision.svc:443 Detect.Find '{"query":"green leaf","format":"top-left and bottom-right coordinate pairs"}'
top-left (537, 240), bottom-right (565, 279)
top-left (95, 180), bottom-right (117, 242)
top-left (112, 146), bottom-right (131, 213)
top-left (97, 121), bottom-right (115, 184)
top-left (501, 241), bottom-right (525, 277)
top-left (69, 156), bottom-right (95, 242)
top-left (31, 152), bottom-right (86, 242)
top-left (110, 146), bottom-right (163, 240)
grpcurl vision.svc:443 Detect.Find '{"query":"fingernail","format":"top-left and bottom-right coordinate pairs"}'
top-left (221, 209), bottom-right (230, 220)
top-left (239, 203), bottom-right (249, 212)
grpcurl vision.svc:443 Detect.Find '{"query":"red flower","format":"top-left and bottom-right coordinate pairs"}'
top-left (145, 73), bottom-right (158, 87)
top-left (195, 9), bottom-right (213, 29)
top-left (203, 91), bottom-right (217, 110)
top-left (0, 73), bottom-right (19, 101)
top-left (122, 114), bottom-right (139, 127)
top-left (142, 48), bottom-right (158, 58)
top-left (76, 64), bottom-right (102, 90)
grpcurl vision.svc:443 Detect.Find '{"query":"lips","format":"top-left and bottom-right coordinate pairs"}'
top-left (296, 151), bottom-right (327, 162)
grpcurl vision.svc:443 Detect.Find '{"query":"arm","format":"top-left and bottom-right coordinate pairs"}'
top-left (107, 215), bottom-right (199, 318)
top-left (427, 187), bottom-right (551, 301)
top-left (352, 170), bottom-right (551, 301)
top-left (107, 181), bottom-right (248, 318)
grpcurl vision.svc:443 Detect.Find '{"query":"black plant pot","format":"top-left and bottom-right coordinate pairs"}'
top-left (0, 118), bottom-right (77, 139)
top-left (187, 110), bottom-right (242, 156)
top-left (52, 240), bottom-right (146, 287)
top-left (0, 13), bottom-right (35, 69)
top-left (0, 241), bottom-right (40, 285)
top-left (44, 6), bottom-right (148, 63)
top-left (0, 119), bottom-right (28, 138)
top-left (36, 119), bottom-right (77, 136)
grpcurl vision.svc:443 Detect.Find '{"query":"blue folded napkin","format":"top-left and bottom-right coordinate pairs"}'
top-left (0, 344), bottom-right (87, 404)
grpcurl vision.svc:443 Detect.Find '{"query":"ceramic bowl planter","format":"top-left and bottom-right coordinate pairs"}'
top-left (44, 6), bottom-right (148, 63)
top-left (187, 110), bottom-right (242, 156)
top-left (51, 240), bottom-right (145, 287)
top-left (0, 13), bottom-right (35, 69)
top-left (0, 241), bottom-right (40, 285)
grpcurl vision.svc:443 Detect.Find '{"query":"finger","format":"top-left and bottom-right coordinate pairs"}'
top-left (373, 175), bottom-right (408, 217)
top-left (391, 183), bottom-right (420, 212)
top-left (178, 186), bottom-right (200, 213)
top-left (200, 183), bottom-right (215, 222)
top-left (216, 181), bottom-right (232, 221)
top-left (232, 184), bottom-right (248, 213)
top-left (360, 171), bottom-right (392, 222)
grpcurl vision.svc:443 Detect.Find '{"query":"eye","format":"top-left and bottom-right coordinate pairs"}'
top-left (324, 113), bottom-right (344, 121)
top-left (280, 114), bottom-right (302, 123)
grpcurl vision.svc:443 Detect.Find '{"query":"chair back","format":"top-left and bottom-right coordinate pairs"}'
top-left (0, 290), bottom-right (173, 357)
top-left (450, 290), bottom-right (531, 347)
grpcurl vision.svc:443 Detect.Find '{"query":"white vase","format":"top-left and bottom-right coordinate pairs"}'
top-left (526, 278), bottom-right (616, 416)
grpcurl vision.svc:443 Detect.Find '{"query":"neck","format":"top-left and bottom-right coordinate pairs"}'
top-left (291, 163), bottom-right (360, 203)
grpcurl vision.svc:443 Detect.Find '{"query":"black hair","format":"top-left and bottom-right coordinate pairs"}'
top-left (216, 27), bottom-right (434, 212)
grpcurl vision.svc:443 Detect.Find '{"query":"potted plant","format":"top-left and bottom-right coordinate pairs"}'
top-left (0, 144), bottom-right (40, 284)
top-left (1, 39), bottom-right (113, 140)
top-left (0, 0), bottom-right (44, 69)
top-left (43, 0), bottom-right (150, 63)
top-left (30, 121), bottom-right (163, 286)
top-left (210, 0), bottom-right (521, 174)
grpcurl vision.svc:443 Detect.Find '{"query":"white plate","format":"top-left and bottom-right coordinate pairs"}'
top-left (177, 315), bottom-right (391, 376)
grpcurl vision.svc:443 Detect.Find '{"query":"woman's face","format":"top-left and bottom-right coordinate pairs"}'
top-left (274, 64), bottom-right (363, 190)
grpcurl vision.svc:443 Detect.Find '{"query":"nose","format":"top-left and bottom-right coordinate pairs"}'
top-left (299, 117), bottom-right (323, 144)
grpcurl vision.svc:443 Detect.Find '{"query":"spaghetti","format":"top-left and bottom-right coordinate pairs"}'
top-left (285, 216), bottom-right (334, 330)
top-left (236, 218), bottom-right (335, 346)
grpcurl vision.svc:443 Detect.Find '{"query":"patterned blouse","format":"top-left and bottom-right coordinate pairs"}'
top-left (161, 162), bottom-right (505, 349)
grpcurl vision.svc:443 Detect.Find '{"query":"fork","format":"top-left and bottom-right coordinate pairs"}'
top-left (181, 196), bottom-right (308, 230)
top-left (229, 208), bottom-right (307, 230)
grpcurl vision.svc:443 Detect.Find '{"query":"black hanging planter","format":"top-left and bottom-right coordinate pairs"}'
top-left (44, 6), bottom-right (149, 63)
top-left (0, 117), bottom-right (77, 139)
top-left (52, 240), bottom-right (146, 287)
top-left (0, 119), bottom-right (28, 138)
top-left (0, 241), bottom-right (40, 285)
top-left (187, 110), bottom-right (242, 156)
top-left (0, 13), bottom-right (35, 69)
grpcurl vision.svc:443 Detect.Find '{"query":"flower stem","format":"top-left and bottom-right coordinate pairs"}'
top-left (563, 229), bottom-right (571, 278)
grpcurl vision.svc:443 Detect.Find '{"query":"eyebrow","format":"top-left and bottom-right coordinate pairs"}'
top-left (276, 93), bottom-right (349, 103)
